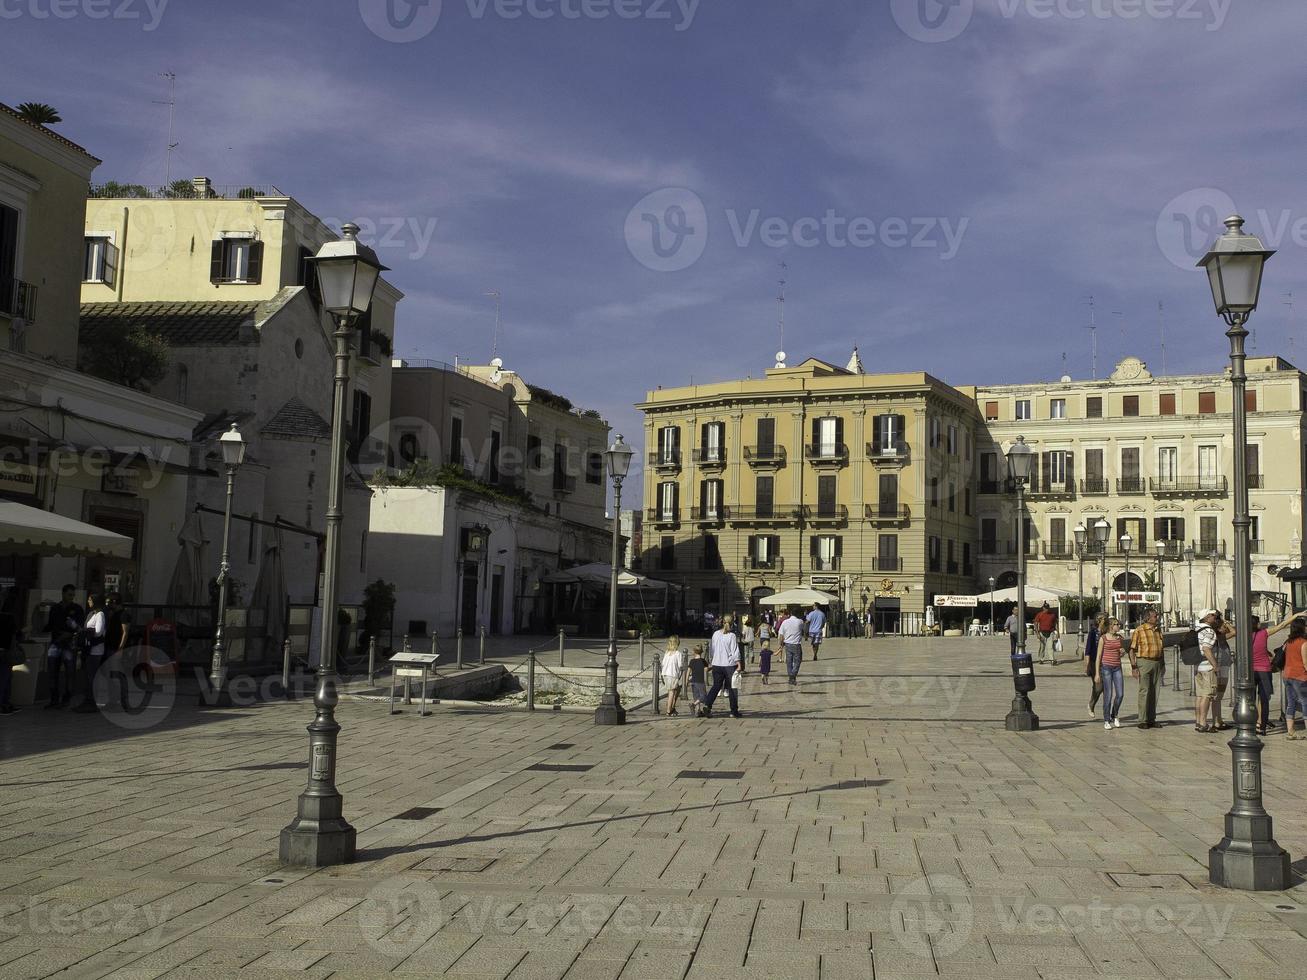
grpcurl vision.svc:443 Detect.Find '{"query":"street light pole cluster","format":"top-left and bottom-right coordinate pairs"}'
top-left (595, 434), bottom-right (635, 727)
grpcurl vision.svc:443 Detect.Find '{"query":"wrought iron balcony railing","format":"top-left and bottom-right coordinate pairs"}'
top-left (744, 445), bottom-right (786, 466)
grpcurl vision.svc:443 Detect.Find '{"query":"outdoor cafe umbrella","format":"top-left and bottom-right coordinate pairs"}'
top-left (165, 511), bottom-right (207, 624)
top-left (249, 527), bottom-right (286, 666)
top-left (757, 587), bottom-right (840, 607)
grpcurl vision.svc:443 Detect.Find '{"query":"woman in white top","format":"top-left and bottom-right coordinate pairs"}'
top-left (75, 592), bottom-right (106, 713)
top-left (740, 616), bottom-right (755, 669)
top-left (660, 635), bottom-right (689, 716)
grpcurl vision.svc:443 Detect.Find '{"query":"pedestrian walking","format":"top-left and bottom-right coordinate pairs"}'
top-left (661, 635), bottom-right (688, 716)
top-left (1194, 609), bottom-right (1233, 733)
top-left (1281, 619), bottom-right (1307, 740)
top-left (804, 603), bottom-right (826, 661)
top-left (1128, 608), bottom-right (1165, 729)
top-left (1251, 610), bottom-right (1300, 735)
top-left (740, 616), bottom-right (755, 669)
top-left (757, 620), bottom-right (773, 684)
top-left (702, 615), bottom-right (742, 718)
top-left (1210, 612), bottom-right (1234, 731)
top-left (686, 645), bottom-right (708, 716)
top-left (44, 584), bottom-right (83, 709)
top-left (1099, 618), bottom-right (1125, 730)
top-left (1034, 602), bottom-right (1059, 664)
top-left (1085, 614), bottom-right (1105, 717)
top-left (73, 593), bottom-right (106, 713)
top-left (778, 607), bottom-right (805, 685)
top-left (1003, 609), bottom-right (1019, 656)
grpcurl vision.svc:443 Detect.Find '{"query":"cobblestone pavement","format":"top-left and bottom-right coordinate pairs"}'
top-left (1, 638), bottom-right (1304, 979)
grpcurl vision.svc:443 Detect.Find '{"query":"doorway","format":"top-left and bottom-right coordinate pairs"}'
top-left (874, 597), bottom-right (901, 635)
top-left (460, 561), bottom-right (479, 636)
top-left (490, 567), bottom-right (505, 635)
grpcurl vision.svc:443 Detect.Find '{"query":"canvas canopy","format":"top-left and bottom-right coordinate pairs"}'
top-left (974, 585), bottom-right (1072, 605)
top-left (542, 563), bottom-right (677, 591)
top-left (0, 500), bottom-right (132, 559)
top-left (757, 587), bottom-right (840, 607)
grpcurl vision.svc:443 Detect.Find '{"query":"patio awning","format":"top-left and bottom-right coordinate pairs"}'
top-left (543, 563), bottom-right (677, 590)
top-left (757, 587), bottom-right (840, 606)
top-left (0, 500), bottom-right (133, 558)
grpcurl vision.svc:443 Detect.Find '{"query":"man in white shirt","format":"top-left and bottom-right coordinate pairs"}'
top-left (1003, 611), bottom-right (1019, 656)
top-left (1194, 608), bottom-right (1232, 733)
top-left (778, 609), bottom-right (806, 685)
top-left (702, 615), bottom-right (742, 718)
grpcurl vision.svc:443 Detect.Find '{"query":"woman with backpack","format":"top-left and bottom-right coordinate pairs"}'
top-left (1251, 610), bottom-right (1302, 736)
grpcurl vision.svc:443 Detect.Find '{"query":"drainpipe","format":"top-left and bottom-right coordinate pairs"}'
top-left (116, 207), bottom-right (129, 302)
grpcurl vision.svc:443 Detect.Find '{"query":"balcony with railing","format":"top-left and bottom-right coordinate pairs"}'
top-left (648, 451), bottom-right (681, 472)
top-left (804, 443), bottom-right (849, 467)
top-left (979, 478), bottom-right (1012, 495)
top-left (812, 557), bottom-right (841, 572)
top-left (744, 445), bottom-right (786, 468)
top-left (1027, 481), bottom-right (1074, 501)
top-left (1155, 539), bottom-right (1186, 558)
top-left (872, 556), bottom-right (904, 573)
top-left (745, 556), bottom-right (783, 571)
top-left (1196, 540), bottom-right (1227, 559)
top-left (729, 505), bottom-right (801, 524)
top-left (1117, 477), bottom-right (1147, 495)
top-left (866, 441), bottom-right (910, 464)
top-left (1150, 477), bottom-right (1228, 497)
top-left (645, 507), bottom-right (680, 527)
top-left (689, 506), bottom-right (729, 525)
top-left (1080, 478), bottom-right (1110, 496)
top-left (1248, 474), bottom-right (1264, 490)
top-left (865, 503), bottom-right (911, 525)
top-left (693, 446), bottom-right (727, 469)
top-left (0, 278), bottom-right (37, 322)
top-left (802, 504), bottom-right (849, 526)
top-left (1043, 540), bottom-right (1073, 558)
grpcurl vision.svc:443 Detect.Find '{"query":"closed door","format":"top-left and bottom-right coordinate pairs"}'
top-left (878, 534), bottom-right (898, 571)
top-left (756, 475), bottom-right (774, 518)
top-left (756, 417), bottom-right (775, 453)
top-left (818, 475), bottom-right (837, 516)
top-left (1121, 448), bottom-right (1140, 483)
top-left (1158, 447), bottom-right (1178, 485)
top-left (460, 562), bottom-right (479, 636)
top-left (1198, 445), bottom-right (1218, 486)
top-left (879, 473), bottom-right (898, 515)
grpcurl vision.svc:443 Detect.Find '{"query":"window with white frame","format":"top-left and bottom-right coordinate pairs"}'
top-left (1016, 399), bottom-right (1032, 420)
top-left (83, 236), bottom-right (118, 285)
top-left (1048, 450), bottom-right (1068, 486)
top-left (1198, 445), bottom-right (1219, 486)
top-left (813, 535), bottom-right (840, 571)
top-left (658, 481), bottom-right (678, 519)
top-left (210, 235), bottom-right (263, 284)
top-left (1050, 398), bottom-right (1066, 419)
top-left (1158, 446), bottom-right (1178, 485)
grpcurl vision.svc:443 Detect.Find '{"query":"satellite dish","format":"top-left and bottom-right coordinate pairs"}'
top-left (490, 356), bottom-right (503, 369)
top-left (490, 370), bottom-right (503, 384)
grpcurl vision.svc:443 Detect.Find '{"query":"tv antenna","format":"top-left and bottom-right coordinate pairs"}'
top-left (776, 261), bottom-right (788, 351)
top-left (1083, 294), bottom-right (1098, 378)
top-left (1157, 300), bottom-right (1167, 375)
top-left (153, 72), bottom-right (178, 185)
top-left (1112, 311), bottom-right (1125, 347)
top-left (1285, 292), bottom-right (1296, 361)
top-left (485, 288), bottom-right (502, 360)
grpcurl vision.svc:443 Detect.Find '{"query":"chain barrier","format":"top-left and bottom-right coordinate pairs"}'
top-left (531, 659), bottom-right (656, 692)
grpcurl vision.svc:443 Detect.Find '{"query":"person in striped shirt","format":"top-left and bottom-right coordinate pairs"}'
top-left (1099, 618), bottom-right (1126, 730)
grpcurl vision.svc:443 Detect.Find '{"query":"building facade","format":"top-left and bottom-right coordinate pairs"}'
top-left (373, 358), bottom-right (611, 637)
top-left (971, 355), bottom-right (1306, 621)
top-left (638, 352), bottom-right (1307, 631)
top-left (636, 356), bottom-right (982, 633)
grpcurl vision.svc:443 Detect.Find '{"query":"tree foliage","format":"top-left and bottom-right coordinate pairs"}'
top-left (15, 102), bottom-right (61, 125)
top-left (79, 323), bottom-right (171, 391)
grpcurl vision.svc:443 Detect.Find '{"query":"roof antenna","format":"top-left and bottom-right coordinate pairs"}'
top-left (1157, 300), bottom-right (1167, 375)
top-left (774, 261), bottom-right (788, 369)
top-left (485, 288), bottom-right (502, 360)
top-left (1285, 292), bottom-right (1296, 362)
top-left (1112, 310), bottom-right (1125, 349)
top-left (153, 72), bottom-right (178, 185)
top-left (1082, 294), bottom-right (1098, 379)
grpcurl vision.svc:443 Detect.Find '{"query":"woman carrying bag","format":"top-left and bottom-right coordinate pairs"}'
top-left (1085, 614), bottom-right (1105, 718)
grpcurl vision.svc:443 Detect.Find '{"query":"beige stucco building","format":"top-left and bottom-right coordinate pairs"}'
top-left (638, 351), bottom-right (1307, 631)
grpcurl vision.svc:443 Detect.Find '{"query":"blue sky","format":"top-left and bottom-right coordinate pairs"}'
top-left (5, 0), bottom-right (1307, 468)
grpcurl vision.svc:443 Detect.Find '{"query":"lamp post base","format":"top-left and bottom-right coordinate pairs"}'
top-left (199, 687), bottom-right (233, 708)
top-left (1005, 694), bottom-right (1039, 732)
top-left (1208, 836), bottom-right (1290, 891)
top-left (279, 789), bottom-right (356, 867)
top-left (594, 699), bottom-right (626, 726)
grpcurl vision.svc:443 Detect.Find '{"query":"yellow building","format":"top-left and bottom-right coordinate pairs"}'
top-left (636, 352), bottom-right (982, 633)
top-left (971, 355), bottom-right (1307, 622)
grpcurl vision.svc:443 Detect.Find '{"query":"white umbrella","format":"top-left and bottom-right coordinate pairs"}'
top-left (166, 511), bottom-right (207, 625)
top-left (982, 585), bottom-right (1071, 606)
top-left (543, 562), bottom-right (673, 590)
top-left (757, 587), bottom-right (839, 607)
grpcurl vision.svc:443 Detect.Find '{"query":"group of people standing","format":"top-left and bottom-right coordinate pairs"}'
top-left (1080, 606), bottom-right (1307, 736)
top-left (659, 604), bottom-right (828, 718)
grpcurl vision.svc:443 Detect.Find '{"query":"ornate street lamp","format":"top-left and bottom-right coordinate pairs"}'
top-left (987, 575), bottom-right (996, 636)
top-left (596, 434), bottom-right (635, 726)
top-left (1184, 544), bottom-right (1196, 623)
top-left (1198, 214), bottom-right (1290, 890)
top-left (1074, 522), bottom-right (1087, 650)
top-left (280, 223), bottom-right (387, 868)
top-left (1155, 538), bottom-right (1167, 627)
top-left (1094, 518), bottom-right (1110, 622)
top-left (1120, 531), bottom-right (1133, 628)
top-left (1005, 436), bottom-right (1037, 731)
top-left (204, 424), bottom-right (245, 707)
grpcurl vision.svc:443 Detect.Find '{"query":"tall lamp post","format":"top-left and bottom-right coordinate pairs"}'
top-left (1185, 544), bottom-right (1196, 623)
top-left (1094, 518), bottom-right (1110, 622)
top-left (1074, 523), bottom-right (1087, 650)
top-left (204, 424), bottom-right (245, 707)
top-left (988, 575), bottom-right (996, 636)
top-left (1198, 213), bottom-right (1290, 890)
top-left (1120, 531), bottom-right (1133, 628)
top-left (1154, 539), bottom-right (1167, 627)
top-left (595, 434), bottom-right (635, 726)
top-left (1005, 436), bottom-right (1037, 731)
top-left (280, 223), bottom-right (387, 868)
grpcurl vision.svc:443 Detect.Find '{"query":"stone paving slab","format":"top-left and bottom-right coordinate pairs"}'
top-left (1, 637), bottom-right (1305, 978)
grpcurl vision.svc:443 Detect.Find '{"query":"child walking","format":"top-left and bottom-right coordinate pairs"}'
top-left (661, 635), bottom-right (688, 715)
top-left (687, 645), bottom-right (708, 717)
top-left (758, 625), bottom-right (773, 684)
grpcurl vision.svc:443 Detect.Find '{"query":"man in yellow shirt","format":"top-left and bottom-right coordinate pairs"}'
top-left (1129, 607), bottom-right (1165, 729)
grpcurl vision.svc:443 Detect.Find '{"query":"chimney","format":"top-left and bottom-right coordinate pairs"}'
top-left (191, 176), bottom-right (212, 199)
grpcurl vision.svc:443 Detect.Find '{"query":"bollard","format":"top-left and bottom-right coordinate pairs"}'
top-left (652, 663), bottom-right (660, 715)
top-left (402, 633), bottom-right (411, 653)
top-left (559, 628), bottom-right (565, 667)
top-left (431, 634), bottom-right (439, 675)
top-left (457, 632), bottom-right (464, 670)
top-left (479, 626), bottom-right (486, 665)
top-left (639, 634), bottom-right (645, 671)
top-left (368, 636), bottom-right (377, 686)
top-left (527, 649), bottom-right (536, 712)
top-left (282, 638), bottom-right (292, 700)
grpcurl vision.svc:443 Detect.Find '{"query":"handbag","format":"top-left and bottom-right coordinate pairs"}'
top-left (1271, 644), bottom-right (1287, 673)
top-left (730, 671), bottom-right (741, 691)
top-left (1052, 637), bottom-right (1063, 654)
